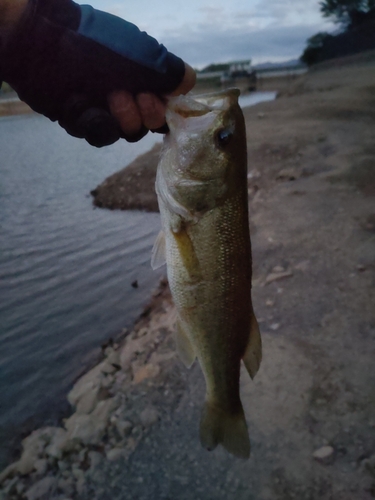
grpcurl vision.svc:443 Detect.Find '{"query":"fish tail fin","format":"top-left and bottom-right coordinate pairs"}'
top-left (199, 402), bottom-right (250, 459)
top-left (243, 309), bottom-right (262, 379)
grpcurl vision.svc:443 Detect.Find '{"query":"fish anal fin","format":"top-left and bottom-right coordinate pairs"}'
top-left (200, 402), bottom-right (250, 459)
top-left (243, 310), bottom-right (262, 380)
top-left (151, 230), bottom-right (166, 270)
top-left (175, 319), bottom-right (196, 368)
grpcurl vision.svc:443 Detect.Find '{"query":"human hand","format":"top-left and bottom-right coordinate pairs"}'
top-left (108, 63), bottom-right (196, 138)
top-left (0, 0), bottom-right (196, 146)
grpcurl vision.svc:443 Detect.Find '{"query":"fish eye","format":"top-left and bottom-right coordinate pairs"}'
top-left (215, 128), bottom-right (233, 149)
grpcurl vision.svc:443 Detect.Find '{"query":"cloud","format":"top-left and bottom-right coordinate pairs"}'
top-left (161, 22), bottom-right (330, 67)
top-left (90, 0), bottom-right (334, 67)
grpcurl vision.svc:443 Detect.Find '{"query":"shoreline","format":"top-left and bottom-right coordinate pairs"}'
top-left (0, 98), bottom-right (32, 118)
top-left (1, 52), bottom-right (375, 498)
top-left (0, 278), bottom-right (178, 497)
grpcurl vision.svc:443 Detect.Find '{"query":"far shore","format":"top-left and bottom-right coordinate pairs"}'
top-left (0, 72), bottom-right (294, 119)
top-left (0, 94), bottom-right (32, 118)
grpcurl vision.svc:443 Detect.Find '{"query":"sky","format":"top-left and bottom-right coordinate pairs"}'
top-left (88, 0), bottom-right (334, 68)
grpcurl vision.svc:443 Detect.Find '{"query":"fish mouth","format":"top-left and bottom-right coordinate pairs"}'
top-left (165, 88), bottom-right (240, 134)
top-left (167, 88), bottom-right (240, 115)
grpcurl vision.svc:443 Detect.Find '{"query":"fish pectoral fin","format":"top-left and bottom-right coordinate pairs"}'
top-left (200, 402), bottom-right (250, 459)
top-left (242, 310), bottom-right (262, 380)
top-left (151, 231), bottom-right (166, 270)
top-left (175, 319), bottom-right (196, 368)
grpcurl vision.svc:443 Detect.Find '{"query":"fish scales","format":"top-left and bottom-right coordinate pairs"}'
top-left (152, 89), bottom-right (262, 459)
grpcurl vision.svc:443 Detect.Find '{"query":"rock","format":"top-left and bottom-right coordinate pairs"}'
top-left (265, 270), bottom-right (293, 285)
top-left (360, 476), bottom-right (374, 492)
top-left (92, 397), bottom-right (119, 422)
top-left (312, 446), bottom-right (335, 464)
top-left (65, 398), bottom-right (118, 445)
top-left (72, 468), bottom-right (86, 495)
top-left (107, 349), bottom-right (121, 367)
top-left (149, 351), bottom-right (175, 365)
top-left (0, 461), bottom-right (19, 484)
top-left (116, 420), bottom-right (133, 438)
top-left (72, 467), bottom-right (85, 482)
top-left (113, 371), bottom-right (128, 391)
top-left (131, 280), bottom-right (139, 288)
top-left (133, 363), bottom-right (160, 384)
top-left (265, 299), bottom-right (275, 307)
top-left (77, 448), bottom-right (87, 464)
top-left (120, 335), bottom-right (152, 371)
top-left (16, 481), bottom-right (26, 495)
top-left (277, 167), bottom-right (300, 181)
top-left (102, 374), bottom-right (115, 389)
top-left (140, 407), bottom-right (159, 428)
top-left (88, 451), bottom-right (103, 470)
top-left (25, 477), bottom-right (57, 500)
top-left (44, 428), bottom-right (68, 459)
top-left (126, 437), bottom-right (138, 453)
top-left (57, 477), bottom-right (75, 497)
top-left (104, 345), bottom-right (114, 357)
top-left (65, 414), bottom-right (105, 446)
top-left (67, 362), bottom-right (106, 407)
top-left (17, 452), bottom-right (38, 476)
top-left (18, 427), bottom-right (60, 475)
top-left (76, 476), bottom-right (86, 496)
top-left (269, 323), bottom-right (280, 331)
top-left (106, 448), bottom-right (125, 462)
top-left (2, 477), bottom-right (18, 496)
top-left (75, 387), bottom-right (100, 415)
top-left (34, 459), bottom-right (48, 476)
top-left (101, 360), bottom-right (117, 375)
top-left (363, 454), bottom-right (375, 476)
top-left (57, 461), bottom-right (69, 473)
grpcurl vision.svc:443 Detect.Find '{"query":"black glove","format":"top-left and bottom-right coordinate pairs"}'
top-left (0, 0), bottom-right (186, 146)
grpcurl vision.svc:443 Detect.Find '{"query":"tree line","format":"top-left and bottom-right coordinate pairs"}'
top-left (301, 0), bottom-right (375, 65)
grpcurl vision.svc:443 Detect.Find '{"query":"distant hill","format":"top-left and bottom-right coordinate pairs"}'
top-left (253, 59), bottom-right (302, 69)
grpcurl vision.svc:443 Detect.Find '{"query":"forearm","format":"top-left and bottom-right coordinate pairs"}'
top-left (0, 0), bottom-right (27, 36)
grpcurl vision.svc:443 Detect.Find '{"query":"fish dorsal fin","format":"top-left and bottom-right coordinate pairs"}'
top-left (242, 309), bottom-right (262, 379)
top-left (151, 230), bottom-right (166, 270)
top-left (175, 318), bottom-right (196, 368)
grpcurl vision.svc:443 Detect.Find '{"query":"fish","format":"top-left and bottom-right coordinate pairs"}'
top-left (151, 88), bottom-right (262, 459)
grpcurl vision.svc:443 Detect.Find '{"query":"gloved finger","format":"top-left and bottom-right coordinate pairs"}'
top-left (120, 125), bottom-right (149, 143)
top-left (108, 91), bottom-right (143, 137)
top-left (58, 94), bottom-right (121, 146)
top-left (136, 93), bottom-right (167, 131)
top-left (77, 108), bottom-right (121, 147)
top-left (59, 94), bottom-right (93, 139)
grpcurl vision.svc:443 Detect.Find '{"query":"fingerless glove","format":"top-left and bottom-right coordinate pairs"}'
top-left (0, 0), bottom-right (185, 146)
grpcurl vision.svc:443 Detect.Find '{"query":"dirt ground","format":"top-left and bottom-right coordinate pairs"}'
top-left (1, 53), bottom-right (375, 500)
top-left (88, 53), bottom-right (375, 499)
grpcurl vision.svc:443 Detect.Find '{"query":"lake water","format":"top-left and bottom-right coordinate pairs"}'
top-left (0, 91), bottom-right (275, 468)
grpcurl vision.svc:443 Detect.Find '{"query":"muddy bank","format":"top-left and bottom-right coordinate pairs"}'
top-left (2, 53), bottom-right (375, 499)
top-left (91, 143), bottom-right (161, 212)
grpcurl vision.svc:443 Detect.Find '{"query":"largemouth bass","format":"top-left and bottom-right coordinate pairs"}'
top-left (152, 89), bottom-right (261, 459)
